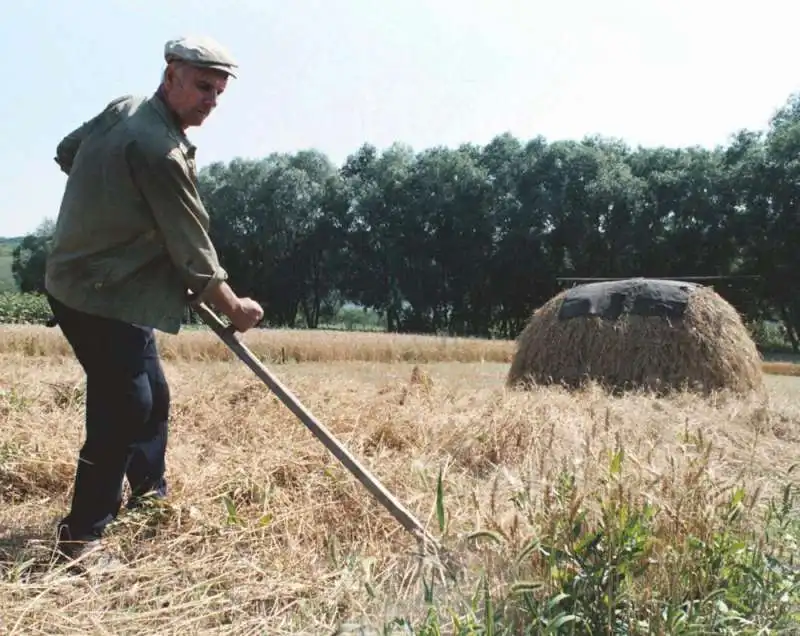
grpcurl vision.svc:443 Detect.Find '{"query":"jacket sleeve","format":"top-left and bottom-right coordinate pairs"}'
top-left (126, 142), bottom-right (228, 302)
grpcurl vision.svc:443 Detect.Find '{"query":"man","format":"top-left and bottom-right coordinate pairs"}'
top-left (44, 35), bottom-right (264, 563)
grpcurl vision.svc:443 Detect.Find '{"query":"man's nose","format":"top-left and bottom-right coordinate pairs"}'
top-left (204, 90), bottom-right (219, 107)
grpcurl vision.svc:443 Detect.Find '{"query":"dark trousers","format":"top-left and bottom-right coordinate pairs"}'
top-left (47, 294), bottom-right (170, 540)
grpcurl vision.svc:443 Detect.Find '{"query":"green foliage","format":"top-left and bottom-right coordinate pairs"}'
top-left (0, 293), bottom-right (52, 325)
top-left (319, 305), bottom-right (387, 332)
top-left (383, 458), bottom-right (799, 634)
top-left (747, 320), bottom-right (793, 353)
top-left (0, 244), bottom-right (16, 293)
top-left (10, 219), bottom-right (54, 294)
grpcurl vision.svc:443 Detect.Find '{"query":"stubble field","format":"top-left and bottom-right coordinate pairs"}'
top-left (0, 326), bottom-right (798, 634)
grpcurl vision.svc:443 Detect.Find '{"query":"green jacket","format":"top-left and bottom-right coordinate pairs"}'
top-left (45, 91), bottom-right (228, 334)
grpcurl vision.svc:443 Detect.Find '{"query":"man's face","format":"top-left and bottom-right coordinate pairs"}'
top-left (163, 63), bottom-right (229, 129)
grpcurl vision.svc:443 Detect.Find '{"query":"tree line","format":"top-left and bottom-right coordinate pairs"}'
top-left (10, 92), bottom-right (800, 345)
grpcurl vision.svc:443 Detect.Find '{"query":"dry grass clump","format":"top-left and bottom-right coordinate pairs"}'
top-left (508, 284), bottom-right (766, 396)
top-left (1, 351), bottom-right (798, 633)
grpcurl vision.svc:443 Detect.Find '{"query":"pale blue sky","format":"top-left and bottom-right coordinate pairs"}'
top-left (2, 0), bottom-right (799, 237)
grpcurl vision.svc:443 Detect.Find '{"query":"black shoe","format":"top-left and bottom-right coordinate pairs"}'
top-left (51, 525), bottom-right (124, 575)
top-left (52, 524), bottom-right (102, 565)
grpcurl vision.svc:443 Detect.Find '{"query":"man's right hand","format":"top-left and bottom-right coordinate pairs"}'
top-left (230, 297), bottom-right (264, 332)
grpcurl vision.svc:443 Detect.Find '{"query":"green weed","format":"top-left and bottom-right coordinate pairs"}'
top-left (384, 454), bottom-right (799, 634)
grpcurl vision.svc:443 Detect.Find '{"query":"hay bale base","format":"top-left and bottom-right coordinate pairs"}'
top-left (507, 278), bottom-right (765, 396)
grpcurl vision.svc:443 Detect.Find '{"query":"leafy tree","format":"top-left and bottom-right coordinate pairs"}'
top-left (11, 218), bottom-right (55, 293)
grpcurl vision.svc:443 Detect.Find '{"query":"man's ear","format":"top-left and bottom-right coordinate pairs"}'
top-left (163, 61), bottom-right (185, 91)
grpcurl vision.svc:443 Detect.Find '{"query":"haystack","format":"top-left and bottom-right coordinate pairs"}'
top-left (506, 278), bottom-right (765, 395)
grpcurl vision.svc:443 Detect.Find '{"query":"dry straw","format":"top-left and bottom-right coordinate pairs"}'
top-left (507, 284), bottom-right (766, 396)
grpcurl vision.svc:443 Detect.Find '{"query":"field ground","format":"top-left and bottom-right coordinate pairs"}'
top-left (0, 326), bottom-right (799, 633)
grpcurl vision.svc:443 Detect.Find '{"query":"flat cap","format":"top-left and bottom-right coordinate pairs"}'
top-left (164, 35), bottom-right (238, 78)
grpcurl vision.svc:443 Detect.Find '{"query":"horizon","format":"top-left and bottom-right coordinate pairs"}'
top-left (2, 0), bottom-right (800, 238)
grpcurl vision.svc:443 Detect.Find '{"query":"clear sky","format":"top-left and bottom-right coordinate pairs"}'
top-left (2, 0), bottom-right (799, 237)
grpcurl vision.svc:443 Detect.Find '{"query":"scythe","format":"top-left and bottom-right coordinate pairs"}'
top-left (191, 301), bottom-right (444, 557)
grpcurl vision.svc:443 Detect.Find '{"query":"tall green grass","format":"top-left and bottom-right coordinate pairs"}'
top-left (384, 454), bottom-right (799, 634)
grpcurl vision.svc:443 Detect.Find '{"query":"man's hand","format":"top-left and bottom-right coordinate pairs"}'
top-left (202, 282), bottom-right (265, 332)
top-left (229, 297), bottom-right (264, 332)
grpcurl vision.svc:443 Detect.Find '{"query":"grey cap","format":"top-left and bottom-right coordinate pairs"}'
top-left (164, 35), bottom-right (238, 78)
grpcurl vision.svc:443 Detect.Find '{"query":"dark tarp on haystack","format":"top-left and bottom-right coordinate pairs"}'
top-left (558, 278), bottom-right (699, 321)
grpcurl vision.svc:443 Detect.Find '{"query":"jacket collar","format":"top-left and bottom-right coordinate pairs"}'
top-left (149, 88), bottom-right (197, 156)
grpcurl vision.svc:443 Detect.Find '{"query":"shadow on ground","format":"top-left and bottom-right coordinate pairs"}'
top-left (0, 526), bottom-right (64, 580)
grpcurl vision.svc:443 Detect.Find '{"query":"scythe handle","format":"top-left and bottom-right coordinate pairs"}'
top-left (190, 301), bottom-right (440, 550)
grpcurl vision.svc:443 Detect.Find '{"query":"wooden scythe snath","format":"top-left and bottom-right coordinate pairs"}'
top-left (191, 300), bottom-right (442, 553)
